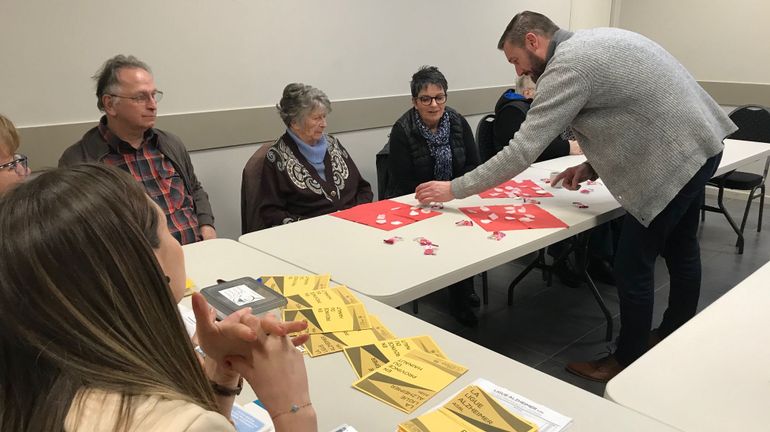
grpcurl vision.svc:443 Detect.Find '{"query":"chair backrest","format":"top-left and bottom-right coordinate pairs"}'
top-left (375, 141), bottom-right (390, 200)
top-left (240, 142), bottom-right (274, 234)
top-left (476, 113), bottom-right (496, 163)
top-left (728, 105), bottom-right (770, 143)
top-left (478, 96), bottom-right (531, 163)
top-left (729, 105), bottom-right (770, 178)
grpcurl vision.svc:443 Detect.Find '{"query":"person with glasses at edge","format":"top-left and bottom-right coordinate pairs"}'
top-left (383, 66), bottom-right (481, 326)
top-left (0, 114), bottom-right (30, 195)
top-left (59, 55), bottom-right (216, 245)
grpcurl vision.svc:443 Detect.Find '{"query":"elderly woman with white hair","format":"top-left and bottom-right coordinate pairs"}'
top-left (256, 83), bottom-right (373, 228)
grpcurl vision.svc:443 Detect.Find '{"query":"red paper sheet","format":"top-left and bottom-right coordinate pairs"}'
top-left (331, 200), bottom-right (441, 231)
top-left (479, 179), bottom-right (553, 198)
top-left (460, 204), bottom-right (567, 232)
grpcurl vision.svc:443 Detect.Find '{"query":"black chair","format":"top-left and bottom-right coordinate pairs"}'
top-left (475, 113), bottom-right (497, 163)
top-left (240, 143), bottom-right (274, 234)
top-left (375, 142), bottom-right (390, 201)
top-left (702, 105), bottom-right (770, 254)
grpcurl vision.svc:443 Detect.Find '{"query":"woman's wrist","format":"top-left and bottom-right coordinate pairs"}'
top-left (271, 405), bottom-right (317, 431)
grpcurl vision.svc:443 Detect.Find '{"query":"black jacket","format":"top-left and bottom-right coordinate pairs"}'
top-left (385, 107), bottom-right (479, 199)
top-left (492, 90), bottom-right (570, 163)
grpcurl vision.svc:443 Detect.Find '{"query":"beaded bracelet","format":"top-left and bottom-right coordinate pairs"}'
top-left (270, 402), bottom-right (313, 421)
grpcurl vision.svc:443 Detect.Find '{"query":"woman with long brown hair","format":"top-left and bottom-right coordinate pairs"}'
top-left (0, 164), bottom-right (316, 431)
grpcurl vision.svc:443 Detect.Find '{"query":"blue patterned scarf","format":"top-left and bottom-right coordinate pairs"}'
top-left (414, 110), bottom-right (452, 180)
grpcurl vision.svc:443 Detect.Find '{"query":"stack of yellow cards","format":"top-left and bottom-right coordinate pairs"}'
top-left (261, 274), bottom-right (331, 293)
top-left (398, 385), bottom-right (538, 432)
top-left (352, 349), bottom-right (468, 414)
top-left (344, 336), bottom-right (449, 378)
top-left (260, 275), bottom-right (397, 357)
top-left (260, 274), bottom-right (467, 415)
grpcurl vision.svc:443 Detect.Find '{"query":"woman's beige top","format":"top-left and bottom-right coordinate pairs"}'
top-left (64, 389), bottom-right (235, 431)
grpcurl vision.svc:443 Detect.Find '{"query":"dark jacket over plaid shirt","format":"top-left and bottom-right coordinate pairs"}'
top-left (59, 118), bottom-right (214, 244)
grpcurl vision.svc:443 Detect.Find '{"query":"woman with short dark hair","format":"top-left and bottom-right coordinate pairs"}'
top-left (384, 66), bottom-right (480, 326)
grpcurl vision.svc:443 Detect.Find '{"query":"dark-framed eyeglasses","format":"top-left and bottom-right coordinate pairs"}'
top-left (108, 90), bottom-right (164, 104)
top-left (0, 154), bottom-right (29, 176)
top-left (415, 94), bottom-right (447, 106)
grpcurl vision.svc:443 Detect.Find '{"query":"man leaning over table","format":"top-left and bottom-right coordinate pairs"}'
top-left (60, 55), bottom-right (216, 245)
top-left (415, 11), bottom-right (736, 382)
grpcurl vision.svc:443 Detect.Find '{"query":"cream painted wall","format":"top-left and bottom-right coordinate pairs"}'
top-left (0, 0), bottom-right (571, 128)
top-left (617, 0), bottom-right (770, 84)
top-left (569, 0), bottom-right (613, 29)
top-left (0, 1), bottom-right (616, 239)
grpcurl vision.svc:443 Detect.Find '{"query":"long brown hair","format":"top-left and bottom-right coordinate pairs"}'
top-left (0, 164), bottom-right (216, 431)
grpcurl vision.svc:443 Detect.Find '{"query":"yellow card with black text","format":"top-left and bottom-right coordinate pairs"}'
top-left (440, 385), bottom-right (538, 432)
top-left (283, 303), bottom-right (370, 334)
top-left (260, 274), bottom-right (331, 296)
top-left (303, 315), bottom-right (396, 357)
top-left (398, 409), bottom-right (470, 432)
top-left (284, 285), bottom-right (359, 309)
top-left (344, 335), bottom-right (448, 378)
top-left (352, 349), bottom-right (467, 414)
top-left (398, 385), bottom-right (538, 431)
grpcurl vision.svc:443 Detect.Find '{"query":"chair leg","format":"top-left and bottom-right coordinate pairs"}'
top-left (758, 185), bottom-right (765, 233)
top-left (481, 272), bottom-right (489, 305)
top-left (716, 187), bottom-right (744, 254)
top-left (738, 186), bottom-right (757, 239)
top-left (412, 300), bottom-right (418, 314)
top-left (701, 188), bottom-right (707, 222)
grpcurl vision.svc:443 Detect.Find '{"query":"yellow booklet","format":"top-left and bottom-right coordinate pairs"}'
top-left (444, 385), bottom-right (538, 431)
top-left (260, 274), bottom-right (331, 296)
top-left (399, 385), bottom-right (538, 431)
top-left (303, 315), bottom-right (396, 357)
top-left (398, 409), bottom-right (470, 432)
top-left (283, 303), bottom-right (371, 334)
top-left (183, 278), bottom-right (196, 297)
top-left (284, 285), bottom-right (359, 309)
top-left (344, 335), bottom-right (448, 378)
top-left (352, 349), bottom-right (467, 414)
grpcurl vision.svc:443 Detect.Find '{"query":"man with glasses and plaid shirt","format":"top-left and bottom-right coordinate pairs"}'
top-left (0, 114), bottom-right (30, 195)
top-left (60, 55), bottom-right (215, 245)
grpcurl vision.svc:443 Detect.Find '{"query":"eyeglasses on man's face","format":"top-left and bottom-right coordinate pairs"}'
top-left (0, 154), bottom-right (29, 176)
top-left (415, 94), bottom-right (447, 106)
top-left (108, 90), bottom-right (164, 104)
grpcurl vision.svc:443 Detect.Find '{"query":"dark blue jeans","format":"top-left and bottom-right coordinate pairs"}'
top-left (613, 152), bottom-right (722, 366)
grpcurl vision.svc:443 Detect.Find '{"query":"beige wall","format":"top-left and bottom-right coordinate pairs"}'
top-left (3, 1), bottom-right (585, 238)
top-left (1, 0), bottom-right (572, 128)
top-left (617, 0), bottom-right (770, 84)
top-left (569, 0), bottom-right (614, 29)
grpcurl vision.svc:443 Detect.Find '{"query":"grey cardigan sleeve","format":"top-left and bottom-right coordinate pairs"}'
top-left (451, 64), bottom-right (591, 199)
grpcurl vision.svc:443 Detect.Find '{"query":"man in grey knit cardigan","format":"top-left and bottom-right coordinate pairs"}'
top-left (416, 11), bottom-right (736, 382)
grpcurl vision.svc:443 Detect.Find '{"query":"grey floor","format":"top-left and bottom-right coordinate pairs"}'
top-left (402, 196), bottom-right (770, 396)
